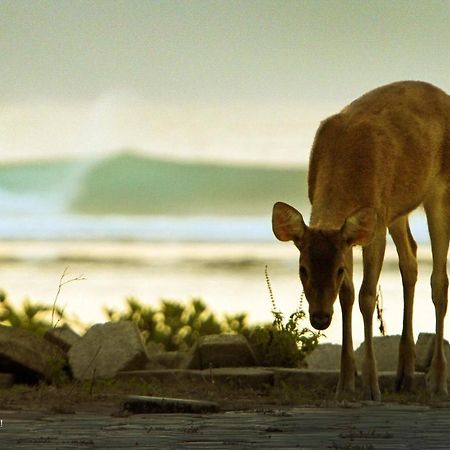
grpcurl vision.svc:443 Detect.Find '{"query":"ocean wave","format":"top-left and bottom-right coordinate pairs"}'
top-left (0, 188), bottom-right (62, 215)
top-left (0, 152), bottom-right (307, 216)
top-left (0, 153), bottom-right (431, 243)
top-left (0, 158), bottom-right (94, 215)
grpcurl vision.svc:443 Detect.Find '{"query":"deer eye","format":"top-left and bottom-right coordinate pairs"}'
top-left (337, 267), bottom-right (345, 277)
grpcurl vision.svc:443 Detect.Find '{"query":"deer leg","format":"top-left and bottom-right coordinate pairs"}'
top-left (336, 249), bottom-right (356, 399)
top-left (389, 216), bottom-right (417, 391)
top-left (424, 199), bottom-right (450, 397)
top-left (359, 228), bottom-right (386, 401)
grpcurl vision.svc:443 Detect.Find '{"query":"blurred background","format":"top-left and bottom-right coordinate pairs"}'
top-left (0, 0), bottom-right (449, 344)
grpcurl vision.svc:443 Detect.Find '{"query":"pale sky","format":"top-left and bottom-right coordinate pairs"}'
top-left (1, 0), bottom-right (449, 164)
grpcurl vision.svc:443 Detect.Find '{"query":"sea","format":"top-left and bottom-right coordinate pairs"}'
top-left (0, 152), bottom-right (442, 347)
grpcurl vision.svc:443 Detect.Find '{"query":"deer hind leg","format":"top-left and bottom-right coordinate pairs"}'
top-left (359, 227), bottom-right (386, 401)
top-left (336, 249), bottom-right (357, 400)
top-left (389, 216), bottom-right (418, 391)
top-left (424, 196), bottom-right (450, 397)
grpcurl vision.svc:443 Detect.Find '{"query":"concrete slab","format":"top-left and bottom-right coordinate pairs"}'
top-left (2, 405), bottom-right (450, 448)
top-left (118, 367), bottom-right (275, 389)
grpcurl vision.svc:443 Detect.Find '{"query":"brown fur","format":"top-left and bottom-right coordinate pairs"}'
top-left (273, 81), bottom-right (450, 400)
top-left (309, 81), bottom-right (450, 229)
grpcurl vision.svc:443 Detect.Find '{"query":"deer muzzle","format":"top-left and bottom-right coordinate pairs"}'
top-left (310, 312), bottom-right (332, 330)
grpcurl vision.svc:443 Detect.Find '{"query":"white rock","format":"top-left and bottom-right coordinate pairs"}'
top-left (68, 321), bottom-right (148, 380)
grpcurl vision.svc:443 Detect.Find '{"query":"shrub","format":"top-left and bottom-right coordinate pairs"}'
top-left (245, 267), bottom-right (322, 367)
top-left (104, 297), bottom-right (248, 351)
top-left (0, 291), bottom-right (66, 335)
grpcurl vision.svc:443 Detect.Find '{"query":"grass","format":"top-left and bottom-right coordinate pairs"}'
top-left (0, 377), bottom-right (330, 415)
top-left (2, 373), bottom-right (446, 416)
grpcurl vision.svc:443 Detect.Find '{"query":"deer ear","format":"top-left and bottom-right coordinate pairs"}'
top-left (272, 202), bottom-right (307, 242)
top-left (342, 207), bottom-right (377, 246)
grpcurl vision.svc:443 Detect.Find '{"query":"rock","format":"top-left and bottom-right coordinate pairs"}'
top-left (122, 395), bottom-right (220, 414)
top-left (304, 344), bottom-right (342, 370)
top-left (377, 371), bottom-right (427, 392)
top-left (147, 351), bottom-right (188, 369)
top-left (45, 324), bottom-right (81, 352)
top-left (355, 335), bottom-right (401, 372)
top-left (68, 321), bottom-right (148, 380)
top-left (145, 357), bottom-right (164, 370)
top-left (182, 334), bottom-right (258, 370)
top-left (0, 325), bottom-right (66, 383)
top-left (144, 341), bottom-right (166, 369)
top-left (415, 333), bottom-right (435, 372)
top-left (182, 345), bottom-right (202, 370)
top-left (146, 341), bottom-right (164, 355)
top-left (0, 373), bottom-right (14, 388)
top-left (415, 333), bottom-right (450, 373)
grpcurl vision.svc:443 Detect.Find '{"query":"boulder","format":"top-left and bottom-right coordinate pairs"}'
top-left (146, 341), bottom-right (164, 355)
top-left (304, 343), bottom-right (342, 370)
top-left (0, 325), bottom-right (66, 383)
top-left (303, 336), bottom-right (404, 372)
top-left (146, 351), bottom-right (188, 369)
top-left (0, 373), bottom-right (13, 388)
top-left (415, 333), bottom-right (450, 373)
top-left (355, 335), bottom-right (401, 372)
top-left (68, 321), bottom-right (148, 380)
top-left (45, 324), bottom-right (81, 352)
top-left (415, 333), bottom-right (434, 372)
top-left (183, 334), bottom-right (258, 370)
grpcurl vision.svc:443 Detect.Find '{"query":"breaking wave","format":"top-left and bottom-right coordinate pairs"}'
top-left (0, 152), bottom-right (428, 242)
top-left (0, 153), bottom-right (306, 241)
top-left (0, 152), bottom-right (307, 216)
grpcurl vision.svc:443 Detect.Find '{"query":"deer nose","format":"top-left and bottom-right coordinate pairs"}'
top-left (310, 313), bottom-right (331, 330)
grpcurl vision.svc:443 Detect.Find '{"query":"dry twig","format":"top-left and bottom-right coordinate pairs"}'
top-left (51, 267), bottom-right (86, 328)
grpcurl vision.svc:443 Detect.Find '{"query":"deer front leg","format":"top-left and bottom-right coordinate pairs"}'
top-left (359, 230), bottom-right (386, 401)
top-left (389, 218), bottom-right (417, 391)
top-left (336, 253), bottom-right (356, 400)
top-left (424, 200), bottom-right (449, 397)
top-left (359, 287), bottom-right (381, 401)
top-left (427, 269), bottom-right (449, 397)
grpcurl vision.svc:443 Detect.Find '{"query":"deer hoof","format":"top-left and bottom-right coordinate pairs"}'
top-left (362, 385), bottom-right (381, 402)
top-left (335, 387), bottom-right (356, 402)
top-left (426, 366), bottom-right (448, 399)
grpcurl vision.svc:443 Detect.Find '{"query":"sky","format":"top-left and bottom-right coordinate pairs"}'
top-left (1, 0), bottom-right (449, 165)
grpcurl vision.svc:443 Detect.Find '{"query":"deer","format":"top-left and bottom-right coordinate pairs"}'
top-left (272, 81), bottom-right (450, 401)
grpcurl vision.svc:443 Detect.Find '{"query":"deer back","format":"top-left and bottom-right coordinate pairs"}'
top-left (307, 81), bottom-right (450, 229)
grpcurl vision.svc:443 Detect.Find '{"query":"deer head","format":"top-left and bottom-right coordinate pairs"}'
top-left (272, 202), bottom-right (377, 330)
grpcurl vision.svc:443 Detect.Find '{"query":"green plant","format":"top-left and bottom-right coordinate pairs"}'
top-left (50, 268), bottom-right (85, 328)
top-left (0, 293), bottom-right (65, 335)
top-left (104, 297), bottom-right (248, 351)
top-left (246, 266), bottom-right (322, 367)
top-left (46, 353), bottom-right (70, 386)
